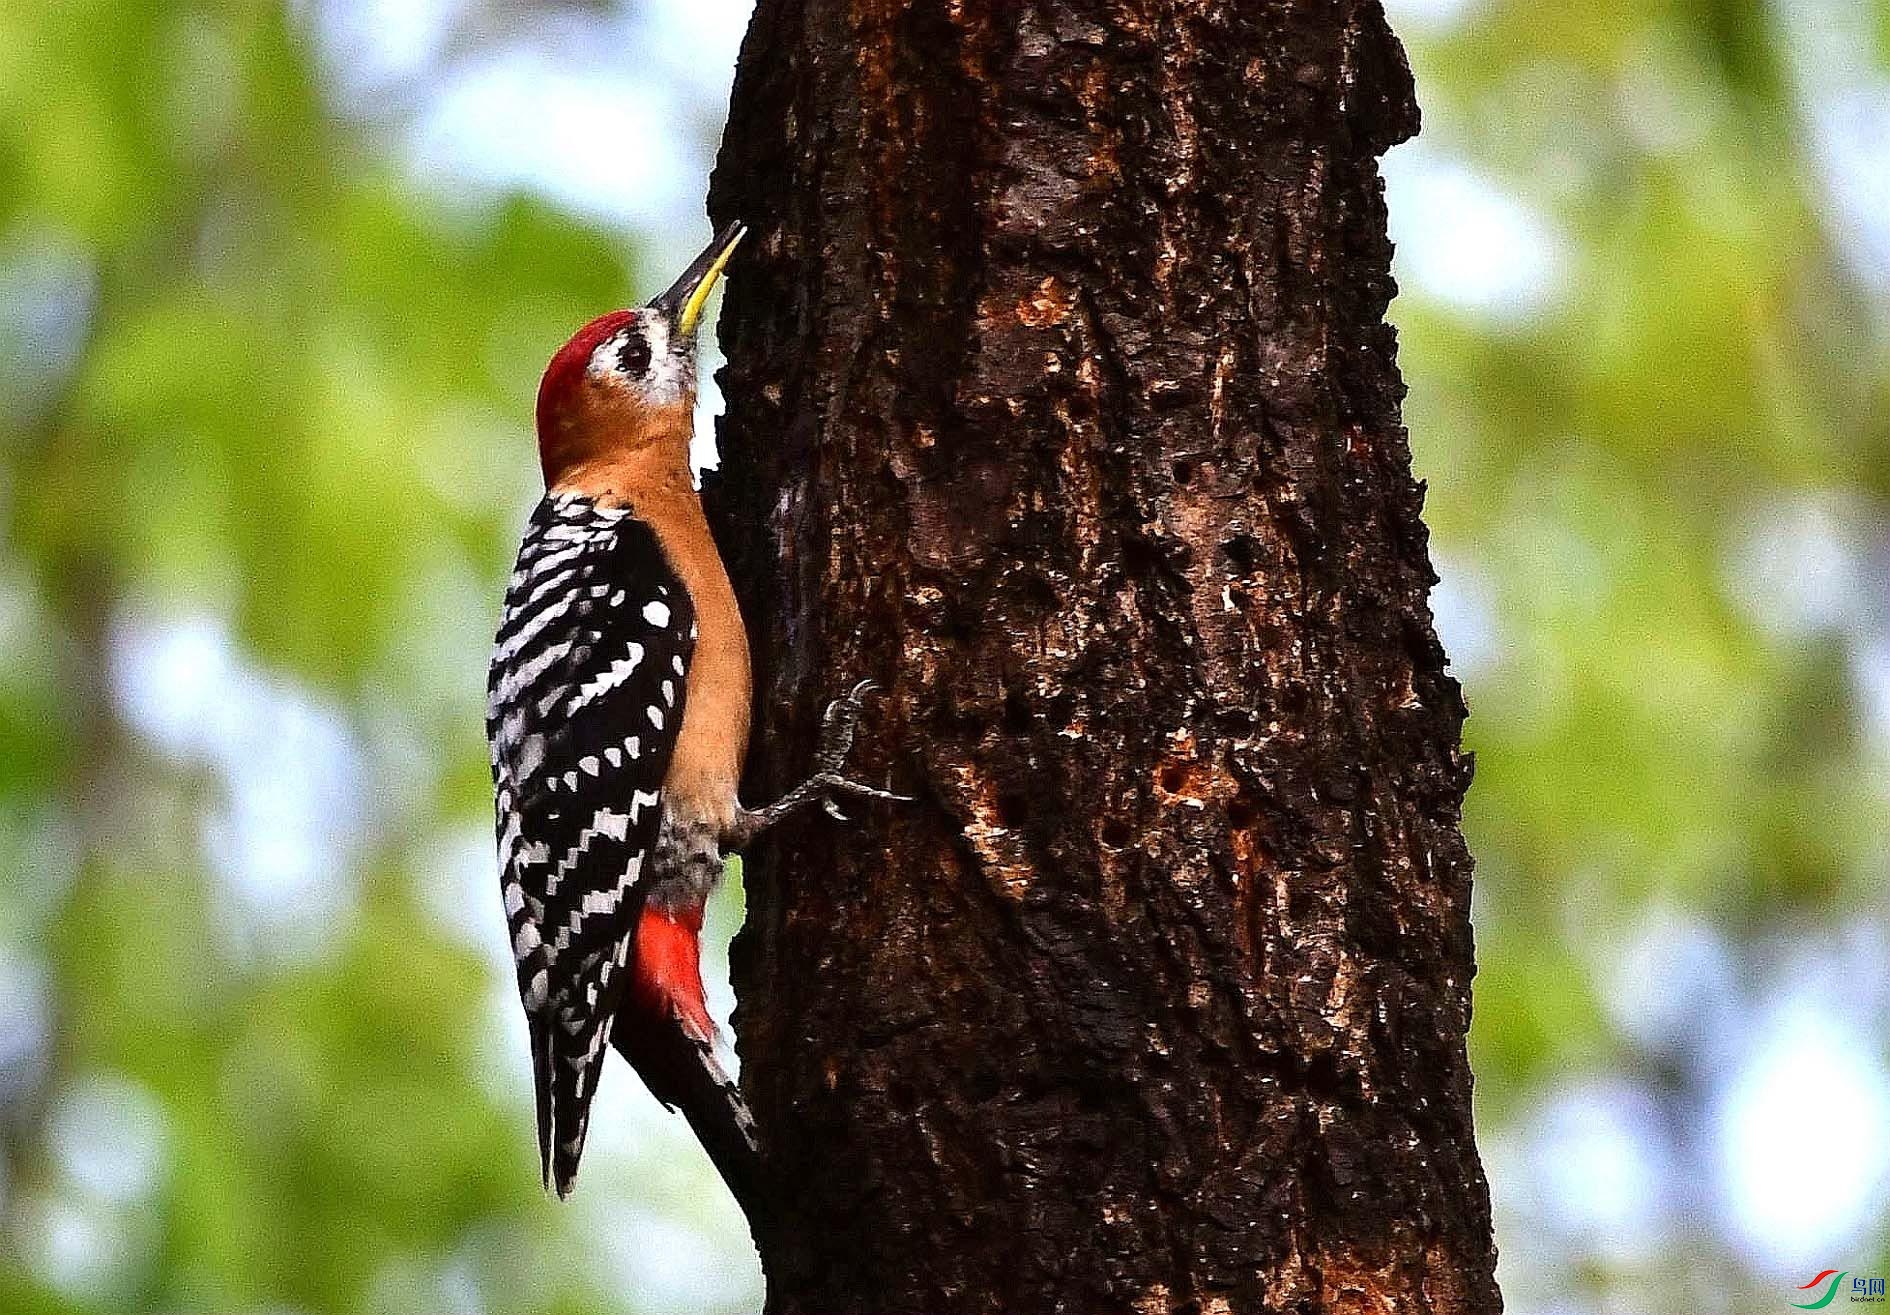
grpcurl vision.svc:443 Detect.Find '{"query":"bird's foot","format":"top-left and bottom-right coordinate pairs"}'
top-left (733, 681), bottom-right (910, 842)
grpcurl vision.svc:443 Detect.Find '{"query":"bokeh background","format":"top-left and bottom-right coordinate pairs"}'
top-left (0, 1), bottom-right (1884, 1312)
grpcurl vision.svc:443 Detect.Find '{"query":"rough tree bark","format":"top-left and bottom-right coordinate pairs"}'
top-left (704, 2), bottom-right (1498, 1312)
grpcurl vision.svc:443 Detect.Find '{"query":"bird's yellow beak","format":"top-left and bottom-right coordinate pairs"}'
top-left (652, 222), bottom-right (748, 340)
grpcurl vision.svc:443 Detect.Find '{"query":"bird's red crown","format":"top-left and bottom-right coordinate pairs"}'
top-left (536, 309), bottom-right (639, 444)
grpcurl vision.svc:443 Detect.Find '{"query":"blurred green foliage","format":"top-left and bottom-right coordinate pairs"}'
top-left (0, 0), bottom-right (1884, 1313)
top-left (1394, 0), bottom-right (1890, 1305)
top-left (1399, 0), bottom-right (1888, 1082)
top-left (0, 3), bottom-right (760, 1312)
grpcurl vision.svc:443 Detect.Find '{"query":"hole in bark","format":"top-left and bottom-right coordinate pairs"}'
top-left (1228, 797), bottom-right (1258, 829)
top-left (1101, 817), bottom-right (1132, 848)
top-left (1303, 1049), bottom-right (1354, 1099)
top-left (1172, 458), bottom-right (1195, 486)
top-left (1279, 682), bottom-right (1310, 717)
top-left (1223, 533), bottom-right (1259, 574)
top-left (1215, 706), bottom-right (1257, 736)
top-left (1289, 882), bottom-right (1323, 921)
top-left (1004, 567), bottom-right (1061, 614)
top-left (996, 791), bottom-right (1031, 826)
top-left (1157, 763), bottom-right (1188, 793)
top-left (1003, 689), bottom-right (1033, 731)
top-left (1120, 534), bottom-right (1165, 581)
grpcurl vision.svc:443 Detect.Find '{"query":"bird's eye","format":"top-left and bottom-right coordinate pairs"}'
top-left (617, 333), bottom-right (651, 377)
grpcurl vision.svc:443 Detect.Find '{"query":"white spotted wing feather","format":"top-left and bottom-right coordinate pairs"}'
top-left (486, 493), bottom-right (694, 1195)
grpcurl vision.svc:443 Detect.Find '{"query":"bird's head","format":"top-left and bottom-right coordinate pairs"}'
top-left (535, 222), bottom-right (746, 488)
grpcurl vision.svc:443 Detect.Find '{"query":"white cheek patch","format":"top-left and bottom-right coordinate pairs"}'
top-left (587, 320), bottom-right (694, 407)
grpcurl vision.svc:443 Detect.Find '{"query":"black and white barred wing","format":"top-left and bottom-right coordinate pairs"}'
top-left (486, 493), bottom-right (694, 1195)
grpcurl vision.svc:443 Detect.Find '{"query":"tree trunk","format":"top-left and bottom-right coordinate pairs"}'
top-left (705, 2), bottom-right (1498, 1312)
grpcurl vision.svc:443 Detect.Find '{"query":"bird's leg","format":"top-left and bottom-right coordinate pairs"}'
top-left (730, 680), bottom-right (909, 845)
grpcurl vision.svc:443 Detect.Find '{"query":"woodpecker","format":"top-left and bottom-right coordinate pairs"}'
top-left (486, 223), bottom-right (899, 1213)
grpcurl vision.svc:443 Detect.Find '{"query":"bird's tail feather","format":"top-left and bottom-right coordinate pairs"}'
top-left (617, 1010), bottom-right (766, 1224)
top-left (549, 1038), bottom-right (607, 1198)
top-left (530, 1016), bottom-right (554, 1189)
top-left (672, 1036), bottom-right (765, 1223)
top-left (530, 1010), bottom-right (609, 1199)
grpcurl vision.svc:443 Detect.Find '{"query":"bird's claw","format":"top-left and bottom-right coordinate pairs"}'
top-left (814, 680), bottom-right (882, 774)
top-left (809, 770), bottom-right (911, 823)
top-left (820, 773), bottom-right (912, 805)
top-left (737, 684), bottom-right (910, 842)
top-left (810, 704), bottom-right (914, 816)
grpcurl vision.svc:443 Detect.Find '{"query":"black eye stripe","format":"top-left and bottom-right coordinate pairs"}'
top-left (617, 333), bottom-right (651, 377)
